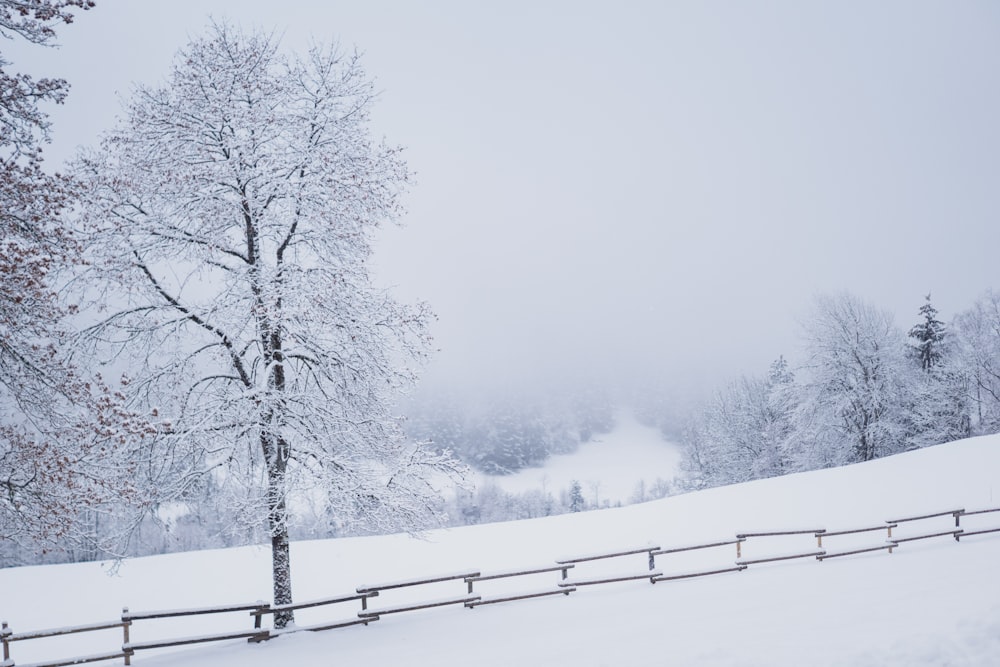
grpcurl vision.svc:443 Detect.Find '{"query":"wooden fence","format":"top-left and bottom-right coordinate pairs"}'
top-left (3, 505), bottom-right (999, 667)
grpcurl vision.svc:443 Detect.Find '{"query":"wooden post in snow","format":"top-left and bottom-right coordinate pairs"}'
top-left (122, 607), bottom-right (131, 666)
top-left (2, 621), bottom-right (11, 663)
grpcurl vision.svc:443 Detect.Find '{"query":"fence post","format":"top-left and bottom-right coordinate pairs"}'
top-left (2, 620), bottom-right (11, 663)
top-left (122, 607), bottom-right (131, 666)
top-left (252, 603), bottom-right (265, 630)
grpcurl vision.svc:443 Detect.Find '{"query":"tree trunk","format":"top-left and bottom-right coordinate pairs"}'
top-left (262, 315), bottom-right (293, 626)
top-left (267, 460), bottom-right (294, 628)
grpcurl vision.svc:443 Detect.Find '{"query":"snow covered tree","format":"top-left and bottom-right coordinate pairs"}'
top-left (949, 290), bottom-right (1000, 435)
top-left (74, 23), bottom-right (463, 627)
top-left (679, 357), bottom-right (797, 488)
top-left (900, 294), bottom-right (970, 449)
top-left (908, 294), bottom-right (946, 372)
top-left (794, 293), bottom-right (910, 465)
top-left (0, 0), bottom-right (154, 561)
top-left (903, 363), bottom-right (971, 450)
top-left (568, 480), bottom-right (585, 512)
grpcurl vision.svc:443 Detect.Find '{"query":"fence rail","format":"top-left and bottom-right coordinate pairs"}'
top-left (3, 505), bottom-right (998, 667)
top-left (652, 565), bottom-right (747, 582)
top-left (465, 564), bottom-right (576, 607)
top-left (886, 508), bottom-right (964, 525)
top-left (651, 538), bottom-right (744, 556)
top-left (818, 524), bottom-right (896, 538)
top-left (817, 544), bottom-right (894, 561)
top-left (890, 528), bottom-right (964, 544)
top-left (736, 550), bottom-right (826, 566)
top-left (736, 529), bottom-right (825, 538)
top-left (253, 592), bottom-right (378, 635)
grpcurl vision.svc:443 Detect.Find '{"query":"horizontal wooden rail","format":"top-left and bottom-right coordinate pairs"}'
top-left (262, 592), bottom-right (376, 614)
top-left (889, 529), bottom-right (963, 544)
top-left (957, 507), bottom-right (1000, 517)
top-left (652, 565), bottom-right (747, 582)
top-left (819, 524), bottom-right (897, 538)
top-left (285, 617), bottom-right (378, 633)
top-left (558, 570), bottom-right (662, 587)
top-left (465, 564), bottom-right (576, 595)
top-left (737, 529), bottom-right (825, 539)
top-left (737, 550), bottom-right (826, 566)
top-left (466, 564), bottom-right (574, 583)
top-left (125, 629), bottom-right (266, 652)
top-left (356, 571), bottom-right (479, 595)
top-left (3, 620), bottom-right (126, 642)
top-left (555, 546), bottom-right (660, 565)
top-left (358, 595), bottom-right (481, 617)
top-left (652, 539), bottom-right (744, 556)
top-left (886, 509), bottom-right (963, 524)
top-left (123, 603), bottom-right (264, 622)
top-left (16, 649), bottom-right (130, 667)
top-left (817, 544), bottom-right (894, 560)
top-left (466, 588), bottom-right (575, 608)
top-left (957, 527), bottom-right (1000, 539)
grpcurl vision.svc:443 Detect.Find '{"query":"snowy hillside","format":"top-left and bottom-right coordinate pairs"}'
top-left (3, 436), bottom-right (1000, 666)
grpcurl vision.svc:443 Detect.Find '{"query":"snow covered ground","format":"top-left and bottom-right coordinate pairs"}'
top-left (474, 410), bottom-right (684, 505)
top-left (3, 436), bottom-right (1000, 666)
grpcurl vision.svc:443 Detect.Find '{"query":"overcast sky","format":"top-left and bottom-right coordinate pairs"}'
top-left (9, 1), bottom-right (1000, 402)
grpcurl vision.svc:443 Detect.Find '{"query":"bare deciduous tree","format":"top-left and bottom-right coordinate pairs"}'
top-left (74, 23), bottom-right (463, 626)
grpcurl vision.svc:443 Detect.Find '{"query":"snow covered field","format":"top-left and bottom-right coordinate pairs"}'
top-left (3, 435), bottom-right (1000, 666)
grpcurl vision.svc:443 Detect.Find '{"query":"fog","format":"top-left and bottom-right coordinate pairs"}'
top-left (11, 0), bottom-right (1000, 407)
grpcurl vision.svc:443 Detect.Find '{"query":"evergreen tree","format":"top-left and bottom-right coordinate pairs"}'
top-left (903, 294), bottom-right (973, 448)
top-left (908, 294), bottom-right (946, 372)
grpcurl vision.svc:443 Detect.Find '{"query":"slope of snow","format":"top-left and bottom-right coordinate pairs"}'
top-left (2, 436), bottom-right (1000, 666)
top-left (475, 410), bottom-right (683, 505)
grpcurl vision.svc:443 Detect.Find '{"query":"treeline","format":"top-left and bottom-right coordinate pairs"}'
top-left (680, 291), bottom-right (998, 489)
top-left (441, 476), bottom-right (674, 526)
top-left (404, 389), bottom-right (616, 474)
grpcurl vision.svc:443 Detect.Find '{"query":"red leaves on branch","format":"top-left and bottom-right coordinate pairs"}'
top-left (0, 1), bottom-right (94, 44)
top-left (0, 1), bottom-right (148, 554)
